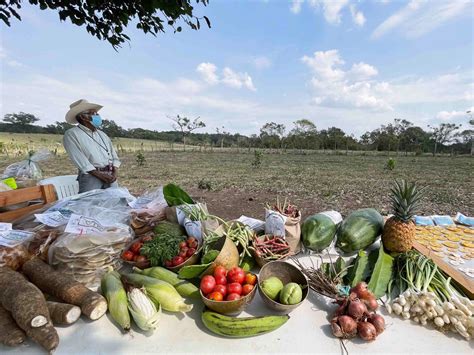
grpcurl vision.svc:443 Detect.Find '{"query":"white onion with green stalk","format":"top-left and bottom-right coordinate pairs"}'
top-left (127, 287), bottom-right (161, 332)
top-left (386, 251), bottom-right (473, 340)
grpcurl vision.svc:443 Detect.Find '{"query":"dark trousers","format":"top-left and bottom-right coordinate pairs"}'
top-left (77, 172), bottom-right (118, 193)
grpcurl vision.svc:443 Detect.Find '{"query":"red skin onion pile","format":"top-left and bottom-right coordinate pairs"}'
top-left (330, 282), bottom-right (385, 342)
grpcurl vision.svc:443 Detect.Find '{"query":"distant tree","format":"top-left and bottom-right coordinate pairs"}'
top-left (428, 123), bottom-right (461, 156)
top-left (403, 126), bottom-right (428, 154)
top-left (101, 119), bottom-right (125, 138)
top-left (3, 112), bottom-right (40, 132)
top-left (45, 121), bottom-right (74, 134)
top-left (169, 114), bottom-right (206, 151)
top-left (1, 0), bottom-right (211, 49)
top-left (260, 122), bottom-right (286, 149)
top-left (393, 118), bottom-right (413, 154)
top-left (216, 126), bottom-right (230, 148)
top-left (468, 110), bottom-right (473, 156)
top-left (326, 127), bottom-right (345, 151)
top-left (288, 119), bottom-right (318, 150)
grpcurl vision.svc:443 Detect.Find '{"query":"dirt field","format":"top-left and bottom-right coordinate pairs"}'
top-left (1, 150), bottom-right (472, 220)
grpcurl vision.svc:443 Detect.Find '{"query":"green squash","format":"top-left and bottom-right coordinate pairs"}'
top-left (302, 212), bottom-right (340, 252)
top-left (336, 208), bottom-right (384, 255)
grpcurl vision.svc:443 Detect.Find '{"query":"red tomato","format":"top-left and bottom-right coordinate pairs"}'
top-left (179, 241), bottom-right (187, 249)
top-left (208, 291), bottom-right (224, 301)
top-left (200, 275), bottom-right (216, 295)
top-left (213, 285), bottom-right (227, 297)
top-left (242, 284), bottom-right (254, 296)
top-left (164, 260), bottom-right (173, 267)
top-left (227, 282), bottom-right (242, 295)
top-left (122, 250), bottom-right (134, 261)
top-left (179, 248), bottom-right (188, 257)
top-left (226, 293), bottom-right (241, 301)
top-left (214, 275), bottom-right (227, 286)
top-left (186, 248), bottom-right (196, 257)
top-left (227, 267), bottom-right (245, 284)
top-left (245, 273), bottom-right (257, 286)
top-left (172, 256), bottom-right (184, 266)
top-left (130, 241), bottom-right (143, 254)
top-left (133, 254), bottom-right (139, 262)
top-left (187, 237), bottom-right (196, 245)
top-left (213, 266), bottom-right (227, 278)
top-left (188, 240), bottom-right (198, 249)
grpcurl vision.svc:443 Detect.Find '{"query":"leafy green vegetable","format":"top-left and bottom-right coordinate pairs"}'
top-left (345, 250), bottom-right (369, 287)
top-left (201, 249), bottom-right (219, 264)
top-left (178, 263), bottom-right (212, 279)
top-left (140, 233), bottom-right (185, 266)
top-left (163, 183), bottom-right (194, 206)
top-left (367, 246), bottom-right (394, 298)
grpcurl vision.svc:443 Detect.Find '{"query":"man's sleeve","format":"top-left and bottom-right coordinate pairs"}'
top-left (63, 131), bottom-right (96, 173)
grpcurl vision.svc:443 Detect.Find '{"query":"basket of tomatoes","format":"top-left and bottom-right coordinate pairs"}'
top-left (200, 266), bottom-right (257, 315)
top-left (165, 236), bottom-right (201, 271)
top-left (121, 235), bottom-right (153, 269)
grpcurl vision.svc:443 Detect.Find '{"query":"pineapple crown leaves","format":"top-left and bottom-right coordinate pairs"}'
top-left (389, 179), bottom-right (424, 222)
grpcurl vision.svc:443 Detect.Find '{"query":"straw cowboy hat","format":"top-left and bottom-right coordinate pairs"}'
top-left (65, 99), bottom-right (103, 124)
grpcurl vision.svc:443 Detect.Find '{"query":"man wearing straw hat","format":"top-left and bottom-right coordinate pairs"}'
top-left (63, 99), bottom-right (121, 193)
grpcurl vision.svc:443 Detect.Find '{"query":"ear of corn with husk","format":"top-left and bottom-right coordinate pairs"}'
top-left (101, 268), bottom-right (131, 331)
top-left (122, 273), bottom-right (193, 313)
top-left (127, 287), bottom-right (161, 332)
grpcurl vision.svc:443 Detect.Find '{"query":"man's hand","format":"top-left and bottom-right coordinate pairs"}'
top-left (89, 170), bottom-right (114, 184)
top-left (111, 166), bottom-right (119, 183)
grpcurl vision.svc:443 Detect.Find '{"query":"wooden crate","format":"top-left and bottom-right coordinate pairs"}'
top-left (0, 185), bottom-right (57, 222)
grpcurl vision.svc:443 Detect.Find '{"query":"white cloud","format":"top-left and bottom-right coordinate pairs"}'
top-left (435, 108), bottom-right (473, 121)
top-left (253, 56), bottom-right (272, 70)
top-left (222, 67), bottom-right (256, 91)
top-left (350, 5), bottom-right (366, 26)
top-left (372, 0), bottom-right (471, 39)
top-left (290, 0), bottom-right (304, 14)
top-left (196, 62), bottom-right (219, 85)
top-left (302, 50), bottom-right (391, 111)
top-left (197, 62), bottom-right (256, 91)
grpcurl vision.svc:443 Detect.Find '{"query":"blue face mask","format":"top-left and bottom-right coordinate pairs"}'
top-left (91, 114), bottom-right (102, 128)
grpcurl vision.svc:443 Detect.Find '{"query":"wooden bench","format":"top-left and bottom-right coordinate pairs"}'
top-left (0, 184), bottom-right (57, 222)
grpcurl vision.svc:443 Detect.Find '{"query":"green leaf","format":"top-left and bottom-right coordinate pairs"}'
top-left (367, 246), bottom-right (394, 298)
top-left (345, 250), bottom-right (369, 287)
top-left (178, 263), bottom-right (211, 279)
top-left (163, 183), bottom-right (194, 206)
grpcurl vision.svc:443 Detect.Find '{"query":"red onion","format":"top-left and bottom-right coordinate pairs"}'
top-left (365, 297), bottom-right (379, 312)
top-left (347, 300), bottom-right (367, 320)
top-left (337, 315), bottom-right (357, 338)
top-left (350, 282), bottom-right (375, 302)
top-left (357, 321), bottom-right (377, 341)
top-left (367, 314), bottom-right (385, 335)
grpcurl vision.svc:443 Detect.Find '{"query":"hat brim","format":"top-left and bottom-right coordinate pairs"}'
top-left (65, 102), bottom-right (103, 124)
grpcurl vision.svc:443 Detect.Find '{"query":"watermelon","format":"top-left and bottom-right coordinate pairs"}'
top-left (336, 208), bottom-right (384, 255)
top-left (302, 211), bottom-right (342, 252)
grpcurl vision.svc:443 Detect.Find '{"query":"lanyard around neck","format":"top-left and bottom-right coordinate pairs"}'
top-left (78, 126), bottom-right (110, 156)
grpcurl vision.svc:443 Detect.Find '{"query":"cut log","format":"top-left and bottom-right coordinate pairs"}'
top-left (0, 305), bottom-right (26, 346)
top-left (47, 301), bottom-right (81, 326)
top-left (0, 266), bottom-right (51, 330)
top-left (22, 257), bottom-right (107, 320)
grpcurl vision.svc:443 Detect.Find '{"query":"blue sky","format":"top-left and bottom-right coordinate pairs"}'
top-left (0, 0), bottom-right (473, 137)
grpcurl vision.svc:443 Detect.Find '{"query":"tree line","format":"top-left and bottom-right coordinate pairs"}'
top-left (1, 112), bottom-right (473, 156)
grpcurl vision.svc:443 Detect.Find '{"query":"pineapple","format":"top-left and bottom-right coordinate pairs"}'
top-left (382, 180), bottom-right (423, 253)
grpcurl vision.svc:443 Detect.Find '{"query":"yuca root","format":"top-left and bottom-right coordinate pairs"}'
top-left (0, 266), bottom-right (51, 330)
top-left (27, 322), bottom-right (60, 353)
top-left (0, 305), bottom-right (26, 346)
top-left (47, 301), bottom-right (81, 326)
top-left (22, 257), bottom-right (107, 320)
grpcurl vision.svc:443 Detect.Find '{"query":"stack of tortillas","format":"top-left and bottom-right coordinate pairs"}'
top-left (49, 225), bottom-right (133, 290)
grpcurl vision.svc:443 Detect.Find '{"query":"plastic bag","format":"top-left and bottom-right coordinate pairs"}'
top-left (0, 229), bottom-right (35, 270)
top-left (46, 187), bottom-right (135, 225)
top-left (48, 220), bottom-right (133, 291)
top-left (264, 208), bottom-right (302, 255)
top-left (2, 149), bottom-right (52, 186)
top-left (130, 187), bottom-right (167, 236)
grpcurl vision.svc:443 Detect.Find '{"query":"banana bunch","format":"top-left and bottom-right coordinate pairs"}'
top-left (202, 310), bottom-right (289, 337)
